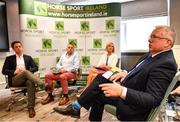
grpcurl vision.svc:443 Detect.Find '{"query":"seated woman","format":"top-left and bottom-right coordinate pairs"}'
top-left (77, 42), bottom-right (118, 97)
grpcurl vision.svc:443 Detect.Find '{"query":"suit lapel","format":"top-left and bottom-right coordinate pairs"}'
top-left (126, 57), bottom-right (153, 79)
top-left (23, 55), bottom-right (27, 68)
top-left (12, 55), bottom-right (17, 68)
top-left (122, 50), bottom-right (172, 84)
top-left (128, 53), bottom-right (150, 72)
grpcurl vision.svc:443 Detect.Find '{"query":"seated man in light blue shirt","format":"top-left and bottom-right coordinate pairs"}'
top-left (42, 43), bottom-right (80, 106)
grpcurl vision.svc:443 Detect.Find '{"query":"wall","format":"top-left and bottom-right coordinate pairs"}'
top-left (170, 0), bottom-right (180, 69)
top-left (0, 59), bottom-right (6, 87)
top-left (170, 0), bottom-right (180, 45)
top-left (0, 0), bottom-right (19, 84)
top-left (4, 0), bottom-right (20, 44)
top-left (173, 45), bottom-right (180, 69)
top-left (121, 52), bottom-right (145, 70)
top-left (120, 0), bottom-right (180, 70)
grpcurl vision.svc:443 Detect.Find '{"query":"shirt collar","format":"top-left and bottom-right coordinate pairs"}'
top-left (16, 53), bottom-right (23, 58)
top-left (66, 51), bottom-right (74, 56)
top-left (151, 49), bottom-right (171, 58)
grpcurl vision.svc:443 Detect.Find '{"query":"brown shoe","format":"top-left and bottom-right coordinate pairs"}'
top-left (59, 96), bottom-right (69, 106)
top-left (28, 108), bottom-right (36, 118)
top-left (41, 95), bottom-right (54, 105)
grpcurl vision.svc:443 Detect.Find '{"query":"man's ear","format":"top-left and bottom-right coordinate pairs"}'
top-left (165, 40), bottom-right (172, 48)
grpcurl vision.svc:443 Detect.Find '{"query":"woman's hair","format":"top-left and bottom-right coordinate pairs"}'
top-left (106, 42), bottom-right (115, 52)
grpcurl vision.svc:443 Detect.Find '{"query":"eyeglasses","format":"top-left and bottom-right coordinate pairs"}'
top-left (149, 35), bottom-right (170, 41)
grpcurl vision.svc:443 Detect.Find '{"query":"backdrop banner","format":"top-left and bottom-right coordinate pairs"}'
top-left (19, 0), bottom-right (121, 76)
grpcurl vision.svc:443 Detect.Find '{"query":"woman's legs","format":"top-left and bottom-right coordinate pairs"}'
top-left (78, 68), bottom-right (98, 97)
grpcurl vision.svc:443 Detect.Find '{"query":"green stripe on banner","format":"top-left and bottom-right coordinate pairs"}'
top-left (107, 3), bottom-right (121, 17)
top-left (19, 0), bottom-right (121, 18)
top-left (19, 0), bottom-right (34, 15)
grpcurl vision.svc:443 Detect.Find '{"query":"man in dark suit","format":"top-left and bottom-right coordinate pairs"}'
top-left (53, 26), bottom-right (177, 121)
top-left (2, 41), bottom-right (43, 118)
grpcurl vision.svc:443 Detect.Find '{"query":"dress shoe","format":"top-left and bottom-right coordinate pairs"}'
top-left (58, 96), bottom-right (69, 106)
top-left (41, 95), bottom-right (54, 105)
top-left (45, 85), bottom-right (53, 92)
top-left (28, 108), bottom-right (36, 118)
top-left (53, 104), bottom-right (80, 118)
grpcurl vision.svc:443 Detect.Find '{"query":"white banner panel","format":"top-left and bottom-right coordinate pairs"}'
top-left (19, 0), bottom-right (121, 75)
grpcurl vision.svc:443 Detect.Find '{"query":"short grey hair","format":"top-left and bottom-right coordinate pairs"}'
top-left (155, 26), bottom-right (176, 47)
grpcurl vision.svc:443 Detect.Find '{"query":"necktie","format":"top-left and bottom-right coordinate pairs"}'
top-left (121, 55), bottom-right (152, 84)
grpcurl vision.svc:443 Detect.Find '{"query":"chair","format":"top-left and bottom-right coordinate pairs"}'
top-left (104, 71), bottom-right (180, 121)
top-left (5, 75), bottom-right (28, 111)
top-left (55, 68), bottom-right (82, 93)
top-left (69, 68), bottom-right (82, 85)
top-left (116, 58), bottom-right (120, 67)
top-left (68, 68), bottom-right (83, 93)
top-left (147, 71), bottom-right (180, 121)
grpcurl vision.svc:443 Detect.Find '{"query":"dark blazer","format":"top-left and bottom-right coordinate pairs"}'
top-left (116, 50), bottom-right (177, 120)
top-left (2, 54), bottom-right (38, 86)
top-left (79, 50), bottom-right (177, 121)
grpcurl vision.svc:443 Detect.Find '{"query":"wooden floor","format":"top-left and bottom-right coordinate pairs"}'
top-left (0, 88), bottom-right (118, 121)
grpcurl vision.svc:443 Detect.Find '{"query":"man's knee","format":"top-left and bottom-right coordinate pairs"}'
top-left (45, 72), bottom-right (54, 80)
top-left (94, 74), bottom-right (104, 82)
top-left (25, 80), bottom-right (35, 88)
top-left (23, 70), bottom-right (31, 75)
top-left (59, 74), bottom-right (67, 81)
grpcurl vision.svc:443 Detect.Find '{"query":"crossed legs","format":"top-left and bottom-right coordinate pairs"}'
top-left (12, 70), bottom-right (41, 117)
